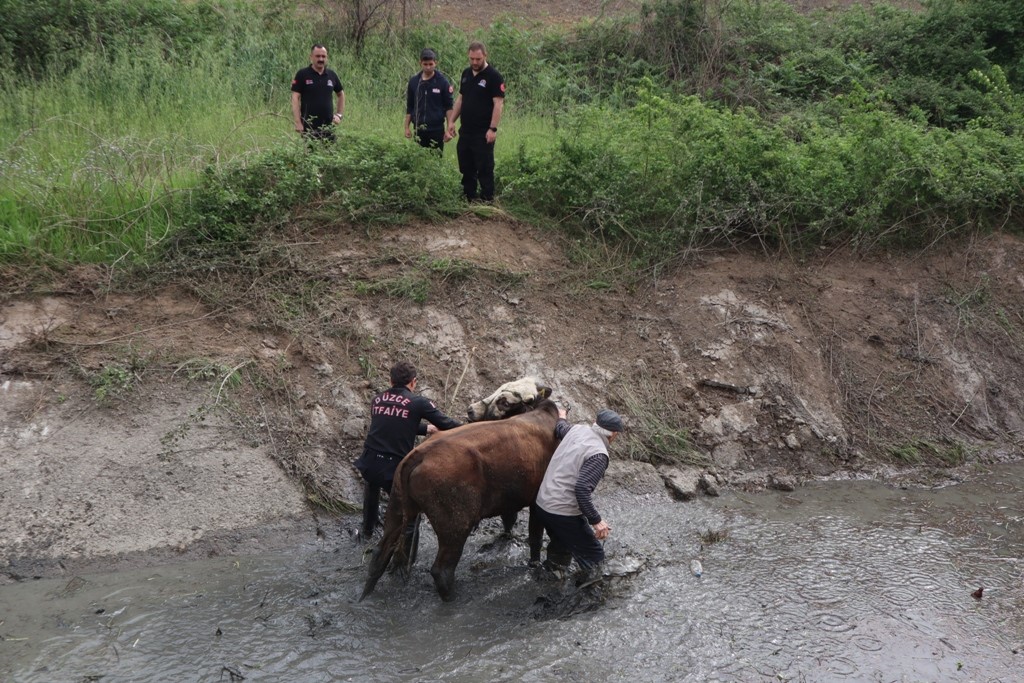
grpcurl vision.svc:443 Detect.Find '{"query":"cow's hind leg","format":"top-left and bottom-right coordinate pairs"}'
top-left (500, 510), bottom-right (518, 538)
top-left (397, 514), bottom-right (421, 575)
top-left (430, 534), bottom-right (469, 601)
top-left (527, 503), bottom-right (544, 565)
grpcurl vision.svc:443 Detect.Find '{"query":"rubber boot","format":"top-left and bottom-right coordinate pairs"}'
top-left (574, 561), bottom-right (605, 588)
top-left (361, 483), bottom-right (380, 541)
top-left (536, 545), bottom-right (571, 581)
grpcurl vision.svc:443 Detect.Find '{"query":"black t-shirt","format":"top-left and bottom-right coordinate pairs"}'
top-left (458, 63), bottom-right (505, 134)
top-left (407, 71), bottom-right (454, 132)
top-left (362, 385), bottom-right (461, 458)
top-left (291, 65), bottom-right (343, 130)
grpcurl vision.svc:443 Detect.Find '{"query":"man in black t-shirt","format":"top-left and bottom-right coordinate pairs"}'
top-left (404, 48), bottom-right (455, 153)
top-left (291, 44), bottom-right (345, 141)
top-left (354, 361), bottom-right (461, 539)
top-left (448, 42), bottom-right (505, 201)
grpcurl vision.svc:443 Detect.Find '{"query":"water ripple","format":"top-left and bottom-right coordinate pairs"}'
top-left (880, 585), bottom-right (921, 607)
top-left (812, 610), bottom-right (856, 633)
top-left (824, 655), bottom-right (860, 676)
top-left (5, 467), bottom-right (1024, 683)
top-left (852, 634), bottom-right (885, 651)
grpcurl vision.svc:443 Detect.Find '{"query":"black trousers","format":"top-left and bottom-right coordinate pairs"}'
top-left (534, 505), bottom-right (605, 570)
top-left (361, 481), bottom-right (388, 538)
top-left (355, 451), bottom-right (401, 537)
top-left (456, 132), bottom-right (495, 200)
top-left (415, 128), bottom-right (445, 154)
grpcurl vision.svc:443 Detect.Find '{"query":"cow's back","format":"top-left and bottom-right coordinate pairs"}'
top-left (402, 405), bottom-right (559, 521)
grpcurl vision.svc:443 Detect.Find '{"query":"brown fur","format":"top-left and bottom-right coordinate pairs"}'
top-left (360, 399), bottom-right (560, 601)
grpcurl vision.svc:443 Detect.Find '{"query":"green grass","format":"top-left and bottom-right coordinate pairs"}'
top-left (0, 11), bottom-right (562, 264)
top-left (1, 0), bottom-right (1022, 267)
top-left (887, 438), bottom-right (974, 467)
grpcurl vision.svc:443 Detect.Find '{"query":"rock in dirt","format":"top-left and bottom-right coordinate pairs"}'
top-left (658, 465), bottom-right (703, 501)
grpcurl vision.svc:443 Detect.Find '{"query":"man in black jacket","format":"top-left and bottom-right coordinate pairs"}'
top-left (404, 48), bottom-right (455, 153)
top-left (448, 41), bottom-right (505, 201)
top-left (355, 361), bottom-right (461, 539)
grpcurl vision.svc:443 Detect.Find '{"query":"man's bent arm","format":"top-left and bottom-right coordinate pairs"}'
top-left (291, 92), bottom-right (303, 131)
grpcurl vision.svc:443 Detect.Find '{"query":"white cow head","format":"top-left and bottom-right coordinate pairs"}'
top-left (466, 377), bottom-right (553, 422)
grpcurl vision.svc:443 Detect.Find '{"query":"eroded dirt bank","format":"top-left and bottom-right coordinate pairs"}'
top-left (2, 216), bottom-right (1023, 580)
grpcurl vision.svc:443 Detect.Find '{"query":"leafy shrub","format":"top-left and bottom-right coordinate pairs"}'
top-left (817, 1), bottom-right (994, 127)
top-left (503, 81), bottom-right (1024, 260)
top-left (0, 0), bottom-right (236, 77)
top-left (178, 135), bottom-right (464, 246)
top-left (968, 0), bottom-right (1024, 87)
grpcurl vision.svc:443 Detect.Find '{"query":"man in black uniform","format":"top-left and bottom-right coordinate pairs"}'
top-left (291, 44), bottom-right (345, 141)
top-left (354, 361), bottom-right (461, 539)
top-left (404, 48), bottom-right (455, 153)
top-left (448, 41), bottom-right (505, 201)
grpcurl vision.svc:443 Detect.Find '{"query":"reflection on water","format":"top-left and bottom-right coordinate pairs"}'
top-left (2, 463), bottom-right (1023, 682)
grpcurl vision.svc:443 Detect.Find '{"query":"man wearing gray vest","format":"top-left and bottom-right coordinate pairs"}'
top-left (534, 406), bottom-right (625, 583)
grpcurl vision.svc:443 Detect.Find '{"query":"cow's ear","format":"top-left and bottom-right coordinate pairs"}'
top-left (537, 385), bottom-right (553, 399)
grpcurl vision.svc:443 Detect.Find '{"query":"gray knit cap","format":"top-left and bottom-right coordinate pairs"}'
top-left (595, 408), bottom-right (625, 433)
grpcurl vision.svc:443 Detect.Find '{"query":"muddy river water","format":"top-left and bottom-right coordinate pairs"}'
top-left (2, 464), bottom-right (1022, 682)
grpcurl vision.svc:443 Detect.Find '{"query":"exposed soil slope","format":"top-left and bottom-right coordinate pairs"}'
top-left (3, 214), bottom-right (1023, 580)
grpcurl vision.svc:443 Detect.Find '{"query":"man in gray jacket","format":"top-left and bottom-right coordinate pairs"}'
top-left (534, 407), bottom-right (625, 583)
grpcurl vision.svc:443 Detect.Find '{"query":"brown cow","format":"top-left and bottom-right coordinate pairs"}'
top-left (360, 398), bottom-right (561, 602)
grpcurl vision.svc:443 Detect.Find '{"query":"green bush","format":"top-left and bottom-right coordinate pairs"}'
top-left (814, 1), bottom-right (994, 127)
top-left (179, 135), bottom-right (464, 246)
top-left (968, 0), bottom-right (1024, 87)
top-left (0, 0), bottom-right (234, 77)
top-left (503, 81), bottom-right (1024, 259)
top-left (503, 84), bottom-right (791, 255)
top-left (3, 0), bottom-right (1023, 268)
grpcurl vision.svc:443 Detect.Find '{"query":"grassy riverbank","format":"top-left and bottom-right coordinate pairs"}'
top-left (1, 0), bottom-right (1022, 268)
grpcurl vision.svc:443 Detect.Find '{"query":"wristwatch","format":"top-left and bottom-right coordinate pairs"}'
top-left (489, 126), bottom-right (497, 132)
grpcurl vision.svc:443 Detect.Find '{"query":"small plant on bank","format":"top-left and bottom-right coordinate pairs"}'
top-left (352, 273), bottom-right (430, 304)
top-left (615, 376), bottom-right (710, 468)
top-left (423, 256), bottom-right (477, 284)
top-left (173, 357), bottom-right (242, 385)
top-left (90, 363), bottom-right (137, 403)
top-left (886, 438), bottom-right (974, 467)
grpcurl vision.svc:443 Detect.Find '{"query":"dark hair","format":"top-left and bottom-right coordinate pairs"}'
top-left (311, 43), bottom-right (327, 52)
top-left (390, 361), bottom-right (417, 387)
top-left (467, 41), bottom-right (486, 55)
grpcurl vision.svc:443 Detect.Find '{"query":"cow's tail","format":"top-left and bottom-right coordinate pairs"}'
top-left (359, 454), bottom-right (423, 601)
